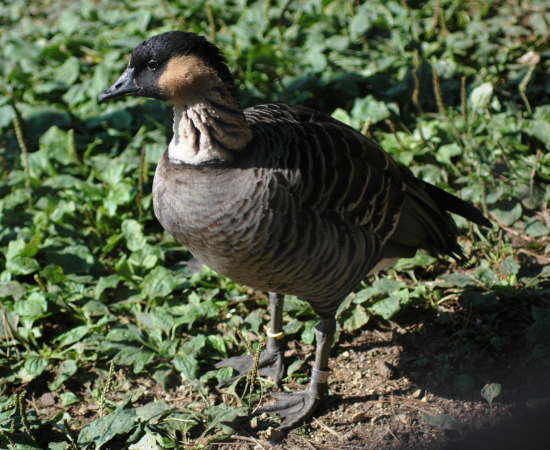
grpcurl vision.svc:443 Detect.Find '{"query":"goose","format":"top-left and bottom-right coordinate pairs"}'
top-left (99, 31), bottom-right (491, 430)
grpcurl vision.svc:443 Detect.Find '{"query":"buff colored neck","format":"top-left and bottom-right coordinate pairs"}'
top-left (167, 88), bottom-right (252, 165)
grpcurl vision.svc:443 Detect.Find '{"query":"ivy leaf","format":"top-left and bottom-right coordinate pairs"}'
top-left (173, 354), bottom-right (199, 381)
top-left (78, 407), bottom-right (137, 448)
top-left (370, 296), bottom-right (401, 320)
top-left (470, 82), bottom-right (493, 111)
top-left (342, 304), bottom-right (369, 332)
top-left (23, 355), bottom-right (48, 378)
top-left (122, 219), bottom-right (146, 251)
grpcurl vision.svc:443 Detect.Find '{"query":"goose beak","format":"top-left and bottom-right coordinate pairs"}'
top-left (99, 67), bottom-right (138, 102)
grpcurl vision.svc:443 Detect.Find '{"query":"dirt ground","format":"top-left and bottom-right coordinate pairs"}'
top-left (210, 300), bottom-right (550, 450)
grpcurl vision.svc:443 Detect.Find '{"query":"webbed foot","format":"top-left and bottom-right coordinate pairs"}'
top-left (257, 388), bottom-right (322, 430)
top-left (215, 349), bottom-right (284, 386)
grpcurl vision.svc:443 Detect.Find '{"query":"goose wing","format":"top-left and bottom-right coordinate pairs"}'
top-left (244, 103), bottom-right (476, 259)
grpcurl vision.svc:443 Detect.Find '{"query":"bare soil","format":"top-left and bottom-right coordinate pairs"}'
top-left (213, 298), bottom-right (550, 450)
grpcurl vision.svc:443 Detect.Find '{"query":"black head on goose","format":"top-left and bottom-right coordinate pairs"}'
top-left (99, 31), bottom-right (234, 104)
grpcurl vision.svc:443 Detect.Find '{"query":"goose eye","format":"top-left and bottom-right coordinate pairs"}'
top-left (147, 59), bottom-right (159, 71)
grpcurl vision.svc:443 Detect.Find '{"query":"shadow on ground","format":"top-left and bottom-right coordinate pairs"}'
top-left (239, 282), bottom-right (550, 449)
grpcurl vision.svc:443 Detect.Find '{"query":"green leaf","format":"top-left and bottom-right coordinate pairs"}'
top-left (207, 335), bottom-right (227, 356)
top-left (440, 273), bottom-right (476, 287)
top-left (78, 407), bottom-right (137, 448)
top-left (39, 126), bottom-right (73, 165)
top-left (369, 296), bottom-right (401, 320)
top-left (49, 442), bottom-right (70, 450)
top-left (55, 57), bottom-right (80, 85)
top-left (60, 392), bottom-right (80, 407)
top-left (0, 281), bottom-right (27, 300)
top-left (99, 162), bottom-right (126, 186)
top-left (351, 95), bottom-right (396, 125)
top-left (15, 292), bottom-right (48, 318)
top-left (202, 404), bottom-right (245, 435)
top-left (436, 143), bottom-right (462, 166)
top-left (122, 219), bottom-right (146, 251)
top-left (301, 320), bottom-right (316, 344)
top-left (393, 252), bottom-right (436, 271)
top-left (112, 346), bottom-right (155, 373)
top-left (287, 359), bottom-right (305, 377)
top-left (135, 401), bottom-right (171, 423)
top-left (107, 325), bottom-right (145, 343)
top-left (55, 326), bottom-right (89, 347)
top-left (129, 433), bottom-right (163, 450)
top-left (525, 219), bottom-right (549, 238)
top-left (525, 105), bottom-right (550, 148)
top-left (41, 264), bottom-right (65, 283)
top-left (173, 354), bottom-right (199, 381)
top-left (24, 355), bottom-right (48, 378)
top-left (372, 278), bottom-right (404, 295)
top-left (342, 304), bottom-right (369, 331)
top-left (244, 309), bottom-right (263, 333)
top-left (491, 200), bottom-right (522, 226)
top-left (500, 257), bottom-right (519, 277)
top-left (475, 265), bottom-right (497, 286)
top-left (349, 3), bottom-right (370, 38)
top-left (94, 275), bottom-right (120, 299)
top-left (142, 267), bottom-right (178, 298)
top-left (181, 335), bottom-right (207, 355)
top-left (49, 360), bottom-right (78, 390)
top-left (469, 82), bottom-right (493, 111)
top-left (136, 310), bottom-right (174, 333)
top-left (6, 255), bottom-right (40, 275)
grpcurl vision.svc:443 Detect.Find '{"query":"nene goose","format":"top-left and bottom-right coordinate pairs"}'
top-left (100, 31), bottom-right (491, 429)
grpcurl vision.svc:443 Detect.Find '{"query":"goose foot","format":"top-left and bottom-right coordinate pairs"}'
top-left (215, 349), bottom-right (284, 386)
top-left (257, 388), bottom-right (322, 430)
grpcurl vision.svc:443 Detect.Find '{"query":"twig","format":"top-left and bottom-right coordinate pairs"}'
top-left (431, 63), bottom-right (446, 117)
top-left (517, 249), bottom-right (550, 265)
top-left (387, 425), bottom-right (401, 443)
top-left (433, 0), bottom-right (448, 35)
top-left (205, 3), bottom-right (217, 43)
top-left (67, 128), bottom-right (80, 165)
top-left (137, 145), bottom-right (147, 219)
top-left (313, 417), bottom-right (342, 439)
top-left (529, 149), bottom-right (542, 202)
top-left (489, 213), bottom-right (550, 246)
top-left (277, 0), bottom-right (293, 38)
top-left (519, 65), bottom-right (535, 115)
top-left (231, 435), bottom-right (269, 449)
top-left (385, 120), bottom-right (407, 154)
top-left (412, 50), bottom-right (423, 114)
top-left (431, 61), bottom-right (466, 153)
top-left (460, 76), bottom-right (468, 130)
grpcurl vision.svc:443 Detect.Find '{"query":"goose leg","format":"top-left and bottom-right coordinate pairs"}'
top-left (215, 292), bottom-right (285, 385)
top-left (257, 317), bottom-right (335, 430)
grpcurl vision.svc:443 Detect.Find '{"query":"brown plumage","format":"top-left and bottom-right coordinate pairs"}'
top-left (100, 31), bottom-right (491, 430)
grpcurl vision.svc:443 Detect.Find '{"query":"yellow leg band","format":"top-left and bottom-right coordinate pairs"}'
top-left (266, 328), bottom-right (285, 339)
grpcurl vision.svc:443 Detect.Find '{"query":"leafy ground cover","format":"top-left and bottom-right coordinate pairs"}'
top-left (1, 0), bottom-right (549, 448)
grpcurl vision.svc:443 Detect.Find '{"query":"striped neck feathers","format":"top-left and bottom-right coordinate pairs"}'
top-left (168, 90), bottom-right (252, 165)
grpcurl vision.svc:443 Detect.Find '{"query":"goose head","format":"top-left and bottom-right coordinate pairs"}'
top-left (99, 31), bottom-right (235, 105)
